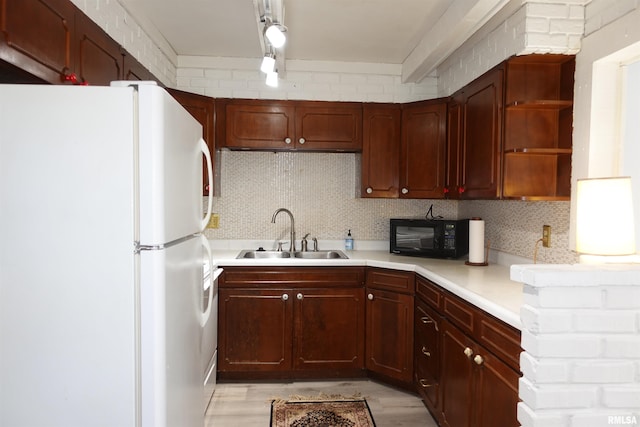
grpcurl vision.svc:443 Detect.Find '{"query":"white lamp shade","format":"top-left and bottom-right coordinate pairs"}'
top-left (265, 25), bottom-right (286, 48)
top-left (265, 70), bottom-right (278, 87)
top-left (260, 55), bottom-right (275, 74)
top-left (576, 177), bottom-right (636, 255)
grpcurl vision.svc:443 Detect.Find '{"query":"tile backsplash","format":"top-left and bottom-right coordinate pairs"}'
top-left (204, 150), bottom-right (578, 264)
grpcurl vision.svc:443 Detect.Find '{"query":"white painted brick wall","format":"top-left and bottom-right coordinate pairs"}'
top-left (585, 0), bottom-right (640, 36)
top-left (512, 264), bottom-right (640, 427)
top-left (176, 57), bottom-right (438, 103)
top-left (69, 0), bottom-right (178, 87)
top-left (437, 1), bottom-right (586, 97)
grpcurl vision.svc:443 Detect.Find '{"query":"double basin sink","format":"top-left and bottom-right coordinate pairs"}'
top-left (237, 249), bottom-right (348, 259)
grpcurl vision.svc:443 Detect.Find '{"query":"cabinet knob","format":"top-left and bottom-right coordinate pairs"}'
top-left (366, 187), bottom-right (373, 194)
top-left (419, 379), bottom-right (435, 388)
top-left (284, 137), bottom-right (292, 144)
top-left (474, 355), bottom-right (484, 365)
top-left (463, 347), bottom-right (473, 358)
top-left (421, 346), bottom-right (431, 357)
top-left (401, 188), bottom-right (409, 194)
top-left (296, 293), bottom-right (303, 300)
top-left (281, 293), bottom-right (289, 301)
top-left (299, 138), bottom-right (305, 144)
top-left (367, 293), bottom-right (374, 301)
top-left (458, 186), bottom-right (465, 194)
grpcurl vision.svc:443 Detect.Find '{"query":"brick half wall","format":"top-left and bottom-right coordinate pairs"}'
top-left (511, 264), bottom-right (640, 427)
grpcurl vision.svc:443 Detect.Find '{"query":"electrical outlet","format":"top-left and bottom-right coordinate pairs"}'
top-left (542, 225), bottom-right (551, 248)
top-left (206, 213), bottom-right (220, 229)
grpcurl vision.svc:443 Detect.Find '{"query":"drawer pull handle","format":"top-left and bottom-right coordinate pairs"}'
top-left (463, 347), bottom-right (473, 358)
top-left (419, 379), bottom-right (435, 388)
top-left (281, 293), bottom-right (289, 301)
top-left (297, 293), bottom-right (303, 300)
top-left (421, 346), bottom-right (431, 357)
top-left (474, 355), bottom-right (484, 365)
top-left (420, 315), bottom-right (439, 331)
top-left (368, 293), bottom-right (374, 301)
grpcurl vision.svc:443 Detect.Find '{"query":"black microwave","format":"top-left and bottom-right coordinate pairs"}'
top-left (390, 218), bottom-right (469, 259)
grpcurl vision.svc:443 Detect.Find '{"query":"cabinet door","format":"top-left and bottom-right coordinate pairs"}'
top-left (460, 67), bottom-right (503, 199)
top-left (474, 349), bottom-right (520, 427)
top-left (400, 100), bottom-right (447, 198)
top-left (218, 288), bottom-right (293, 372)
top-left (123, 53), bottom-right (155, 82)
top-left (295, 102), bottom-right (362, 151)
top-left (365, 288), bottom-right (414, 384)
top-left (293, 287), bottom-right (365, 373)
top-left (0, 0), bottom-right (75, 84)
top-left (445, 96), bottom-right (463, 199)
top-left (414, 299), bottom-right (441, 416)
top-left (74, 11), bottom-right (122, 85)
top-left (223, 100), bottom-right (296, 149)
top-left (440, 320), bottom-right (474, 427)
top-left (167, 89), bottom-right (217, 196)
top-left (361, 103), bottom-right (401, 198)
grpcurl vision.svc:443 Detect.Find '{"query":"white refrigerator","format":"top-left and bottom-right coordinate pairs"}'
top-left (0, 82), bottom-right (214, 427)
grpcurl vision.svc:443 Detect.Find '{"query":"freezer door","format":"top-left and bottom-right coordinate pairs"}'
top-left (139, 236), bottom-right (205, 427)
top-left (136, 84), bottom-right (212, 245)
top-left (0, 84), bottom-right (138, 427)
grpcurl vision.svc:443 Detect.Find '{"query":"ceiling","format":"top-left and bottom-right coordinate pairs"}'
top-left (119, 0), bottom-right (510, 83)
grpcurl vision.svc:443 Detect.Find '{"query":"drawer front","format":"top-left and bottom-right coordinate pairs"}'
top-left (416, 275), bottom-right (443, 312)
top-left (443, 292), bottom-right (475, 336)
top-left (476, 312), bottom-right (522, 372)
top-left (220, 266), bottom-right (365, 288)
top-left (366, 267), bottom-right (415, 294)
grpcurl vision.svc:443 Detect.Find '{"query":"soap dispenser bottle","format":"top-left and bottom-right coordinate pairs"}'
top-left (345, 229), bottom-right (354, 251)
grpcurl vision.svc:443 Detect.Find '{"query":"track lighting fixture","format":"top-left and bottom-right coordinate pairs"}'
top-left (265, 70), bottom-right (279, 87)
top-left (260, 53), bottom-right (276, 74)
top-left (265, 22), bottom-right (286, 48)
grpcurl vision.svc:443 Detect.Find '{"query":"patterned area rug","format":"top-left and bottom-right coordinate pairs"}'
top-left (270, 395), bottom-right (376, 427)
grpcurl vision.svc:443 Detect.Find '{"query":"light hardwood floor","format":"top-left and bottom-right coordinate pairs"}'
top-left (205, 379), bottom-right (438, 426)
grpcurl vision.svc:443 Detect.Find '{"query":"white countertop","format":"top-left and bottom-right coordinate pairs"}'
top-left (211, 249), bottom-right (523, 330)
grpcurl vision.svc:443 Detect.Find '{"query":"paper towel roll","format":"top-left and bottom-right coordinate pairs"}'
top-left (468, 218), bottom-right (486, 264)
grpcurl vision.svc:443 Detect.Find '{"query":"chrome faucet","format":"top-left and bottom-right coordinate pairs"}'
top-left (271, 208), bottom-right (296, 252)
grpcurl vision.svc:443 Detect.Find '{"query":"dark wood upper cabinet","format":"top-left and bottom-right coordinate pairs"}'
top-left (295, 101), bottom-right (362, 151)
top-left (361, 100), bottom-right (446, 199)
top-left (502, 54), bottom-right (575, 200)
top-left (122, 53), bottom-right (156, 82)
top-left (459, 66), bottom-right (504, 199)
top-left (448, 54), bottom-right (575, 200)
top-left (74, 11), bottom-right (122, 86)
top-left (222, 99), bottom-right (296, 149)
top-left (220, 99), bottom-right (362, 152)
top-left (167, 89), bottom-right (217, 196)
top-left (400, 100), bottom-right (447, 199)
top-left (361, 103), bottom-right (401, 198)
top-left (0, 0), bottom-right (76, 83)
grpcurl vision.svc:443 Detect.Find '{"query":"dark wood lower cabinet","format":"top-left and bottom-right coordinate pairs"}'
top-left (217, 267), bottom-right (366, 379)
top-left (365, 288), bottom-right (414, 385)
top-left (217, 266), bottom-right (521, 426)
top-left (294, 287), bottom-right (365, 372)
top-left (218, 288), bottom-right (293, 373)
top-left (440, 319), bottom-right (519, 427)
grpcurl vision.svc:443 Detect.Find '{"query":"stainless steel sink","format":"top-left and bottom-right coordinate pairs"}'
top-left (237, 250), bottom-right (291, 259)
top-left (237, 249), bottom-right (348, 259)
top-left (293, 250), bottom-right (348, 259)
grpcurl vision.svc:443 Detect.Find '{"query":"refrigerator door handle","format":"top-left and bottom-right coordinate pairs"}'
top-left (201, 235), bottom-right (214, 327)
top-left (200, 139), bottom-right (214, 231)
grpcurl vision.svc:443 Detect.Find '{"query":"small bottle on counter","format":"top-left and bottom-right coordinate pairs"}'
top-left (345, 229), bottom-right (354, 251)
